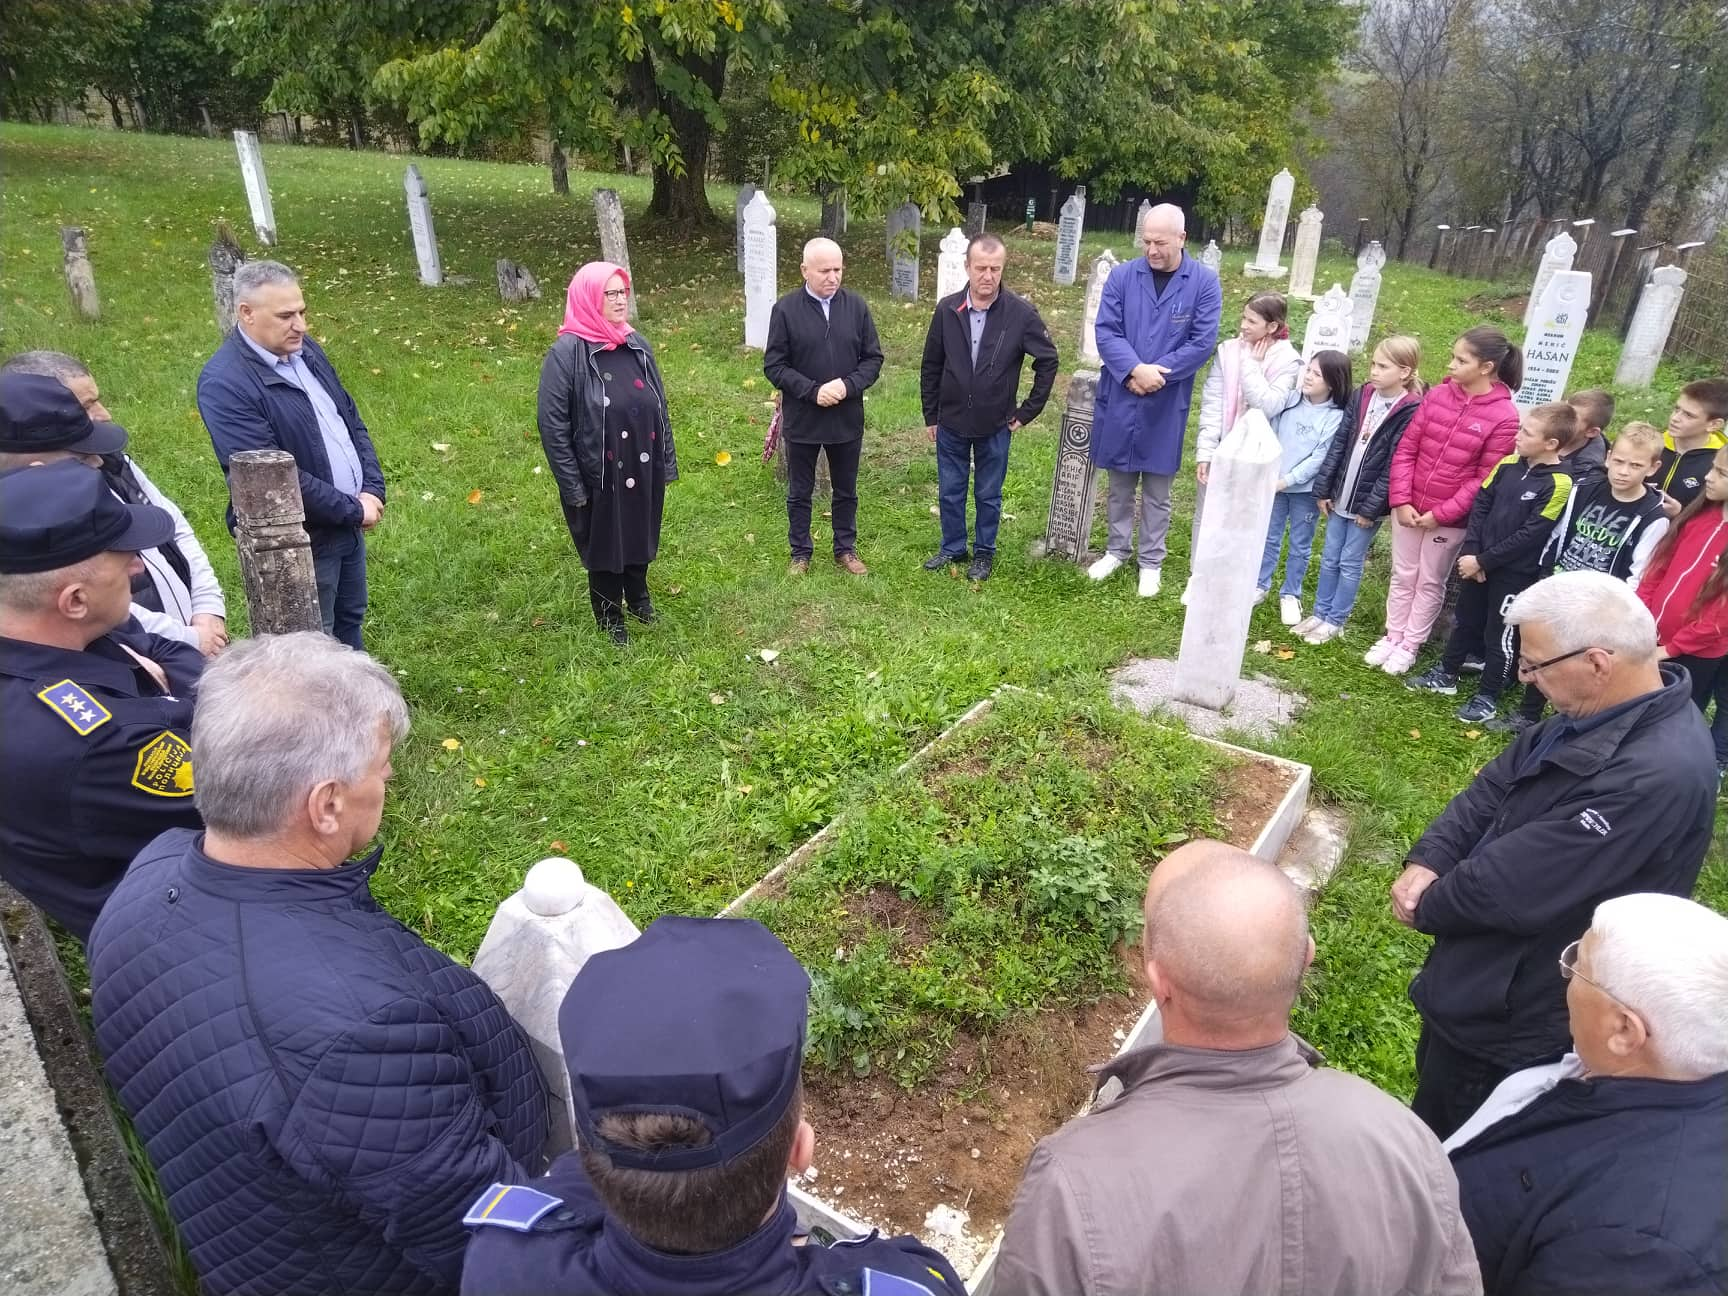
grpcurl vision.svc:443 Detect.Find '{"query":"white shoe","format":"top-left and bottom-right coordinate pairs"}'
top-left (1303, 622), bottom-right (1341, 644)
top-left (1253, 587), bottom-right (1269, 604)
top-left (1382, 647), bottom-right (1418, 676)
top-left (1292, 615), bottom-right (1321, 636)
top-left (1280, 595), bottom-right (1302, 627)
top-left (1363, 637), bottom-right (1397, 667)
top-left (1180, 579), bottom-right (1192, 606)
top-left (1088, 554), bottom-right (1124, 581)
top-left (1138, 566), bottom-right (1162, 598)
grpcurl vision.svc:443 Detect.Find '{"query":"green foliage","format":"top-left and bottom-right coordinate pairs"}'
top-left (0, 0), bottom-right (146, 119)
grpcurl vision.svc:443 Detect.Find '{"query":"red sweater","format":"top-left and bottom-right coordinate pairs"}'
top-left (1387, 379), bottom-right (1521, 526)
top-left (1639, 506), bottom-right (1728, 658)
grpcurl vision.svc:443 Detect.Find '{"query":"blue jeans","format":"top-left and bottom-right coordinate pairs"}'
top-left (312, 526), bottom-right (367, 650)
top-left (1258, 491), bottom-right (1320, 596)
top-left (1313, 513), bottom-right (1382, 625)
top-left (936, 426), bottom-right (1012, 556)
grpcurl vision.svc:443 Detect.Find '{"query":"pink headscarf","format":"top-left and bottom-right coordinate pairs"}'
top-left (558, 261), bottom-right (633, 349)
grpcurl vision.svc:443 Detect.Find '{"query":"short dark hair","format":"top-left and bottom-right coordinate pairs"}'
top-left (965, 233), bottom-right (1005, 263)
top-left (1681, 378), bottom-right (1728, 424)
top-left (1309, 349), bottom-right (1353, 410)
top-left (1566, 388), bottom-right (1614, 434)
top-left (1529, 401), bottom-right (1582, 452)
top-left (579, 1088), bottom-right (803, 1254)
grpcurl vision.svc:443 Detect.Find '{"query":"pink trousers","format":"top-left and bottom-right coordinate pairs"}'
top-left (1385, 518), bottom-right (1466, 650)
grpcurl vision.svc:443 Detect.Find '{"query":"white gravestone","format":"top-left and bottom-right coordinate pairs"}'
top-left (1053, 190), bottom-right (1086, 285)
top-left (1523, 231), bottom-right (1577, 331)
top-left (403, 165), bottom-right (442, 286)
top-left (1516, 270), bottom-right (1592, 410)
top-left (232, 130), bottom-right (276, 246)
top-left (887, 201), bottom-right (920, 300)
top-left (1079, 249), bottom-right (1118, 369)
top-left (1136, 199), bottom-right (1152, 233)
top-left (1614, 265), bottom-right (1687, 388)
top-left (593, 188), bottom-right (637, 319)
top-left (742, 191), bottom-right (778, 350)
top-left (1173, 410), bottom-right (1282, 710)
top-left (1289, 205), bottom-right (1324, 298)
top-left (471, 858), bottom-right (641, 1156)
top-left (1348, 241), bottom-right (1387, 352)
top-left (735, 184), bottom-right (760, 273)
top-left (1200, 240), bottom-right (1222, 272)
top-left (936, 227), bottom-right (968, 301)
top-left (1302, 284), bottom-right (1353, 360)
top-left (1245, 168), bottom-right (1294, 278)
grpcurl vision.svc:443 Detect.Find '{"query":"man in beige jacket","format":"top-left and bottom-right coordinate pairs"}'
top-left (993, 842), bottom-right (1482, 1296)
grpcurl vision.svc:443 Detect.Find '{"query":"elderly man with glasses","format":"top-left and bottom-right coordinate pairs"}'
top-left (1444, 893), bottom-right (1728, 1294)
top-left (1388, 570), bottom-right (1714, 1139)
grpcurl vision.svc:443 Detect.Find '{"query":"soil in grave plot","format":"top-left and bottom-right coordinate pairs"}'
top-left (739, 689), bottom-right (1297, 1252)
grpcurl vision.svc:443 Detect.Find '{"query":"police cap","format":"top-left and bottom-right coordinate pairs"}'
top-left (0, 459), bottom-right (174, 573)
top-left (558, 915), bottom-right (810, 1172)
top-left (0, 372), bottom-right (129, 455)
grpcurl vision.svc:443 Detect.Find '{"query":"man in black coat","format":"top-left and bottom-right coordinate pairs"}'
top-left (919, 234), bottom-right (1058, 581)
top-left (763, 238), bottom-right (884, 576)
top-left (1390, 570), bottom-right (1714, 1140)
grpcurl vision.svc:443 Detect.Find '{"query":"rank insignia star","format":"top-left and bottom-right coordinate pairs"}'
top-left (36, 679), bottom-right (112, 735)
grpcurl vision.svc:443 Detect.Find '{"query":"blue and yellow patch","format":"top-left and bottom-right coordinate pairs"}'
top-left (132, 731), bottom-right (193, 797)
top-left (463, 1182), bottom-right (562, 1232)
top-left (36, 680), bottom-right (112, 736)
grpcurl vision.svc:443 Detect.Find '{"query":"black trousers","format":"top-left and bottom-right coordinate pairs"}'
top-left (786, 436), bottom-right (861, 559)
top-left (1440, 570), bottom-right (1533, 699)
top-left (588, 565), bottom-right (649, 610)
top-left (1410, 1025), bottom-right (1517, 1140)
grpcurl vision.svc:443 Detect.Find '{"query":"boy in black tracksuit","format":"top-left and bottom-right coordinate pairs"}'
top-left (1408, 402), bottom-right (1579, 722)
top-left (1647, 378), bottom-right (1728, 515)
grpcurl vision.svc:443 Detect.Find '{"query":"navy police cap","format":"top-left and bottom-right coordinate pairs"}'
top-left (0, 371), bottom-right (129, 455)
top-left (0, 459), bottom-right (174, 573)
top-left (559, 915), bottom-right (810, 1172)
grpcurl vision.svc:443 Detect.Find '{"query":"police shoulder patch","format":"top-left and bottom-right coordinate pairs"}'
top-left (463, 1182), bottom-right (563, 1232)
top-left (132, 731), bottom-right (194, 797)
top-left (37, 680), bottom-right (112, 736)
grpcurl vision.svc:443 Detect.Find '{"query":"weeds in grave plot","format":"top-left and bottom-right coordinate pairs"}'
top-left (743, 693), bottom-right (1221, 1087)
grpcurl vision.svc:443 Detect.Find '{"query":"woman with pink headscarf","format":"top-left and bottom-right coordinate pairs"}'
top-left (537, 261), bottom-right (678, 643)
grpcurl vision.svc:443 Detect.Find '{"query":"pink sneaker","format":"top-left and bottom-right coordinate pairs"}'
top-left (1363, 637), bottom-right (1398, 667)
top-left (1381, 647), bottom-right (1419, 676)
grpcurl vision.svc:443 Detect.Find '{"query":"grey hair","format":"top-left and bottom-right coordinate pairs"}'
top-left (1590, 893), bottom-right (1728, 1078)
top-left (1505, 570), bottom-right (1658, 660)
top-left (232, 259), bottom-right (300, 305)
top-left (1, 350), bottom-right (91, 382)
top-left (192, 632), bottom-right (409, 837)
top-left (0, 557), bottom-right (102, 613)
top-left (965, 233), bottom-right (1006, 261)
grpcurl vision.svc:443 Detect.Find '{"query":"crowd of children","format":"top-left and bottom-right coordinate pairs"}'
top-left (1204, 292), bottom-right (1728, 776)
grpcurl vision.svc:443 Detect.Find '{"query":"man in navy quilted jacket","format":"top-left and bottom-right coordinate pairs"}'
top-left (88, 632), bottom-right (548, 1296)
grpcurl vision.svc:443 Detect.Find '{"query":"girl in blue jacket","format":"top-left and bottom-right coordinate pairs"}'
top-left (1251, 349), bottom-right (1353, 626)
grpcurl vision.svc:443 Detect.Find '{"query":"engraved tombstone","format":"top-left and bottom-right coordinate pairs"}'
top-left (1523, 231), bottom-right (1577, 331)
top-left (1053, 190), bottom-right (1086, 285)
top-left (1199, 239), bottom-right (1222, 272)
top-left (1035, 371), bottom-right (1103, 563)
top-left (735, 184), bottom-right (760, 273)
top-left (742, 191), bottom-right (777, 350)
top-left (966, 201), bottom-right (988, 237)
top-left (1515, 270), bottom-right (1591, 409)
top-left (593, 188), bottom-right (636, 318)
top-left (1079, 249), bottom-right (1118, 369)
top-left (403, 165), bottom-right (442, 286)
top-left (936, 227), bottom-right (968, 301)
top-left (887, 201), bottom-right (920, 300)
top-left (1614, 265), bottom-right (1687, 388)
top-left (1245, 168), bottom-right (1293, 278)
top-left (1348, 241), bottom-right (1386, 352)
top-left (1301, 284), bottom-right (1353, 360)
top-left (232, 129), bottom-right (276, 246)
top-left (1289, 205), bottom-right (1324, 298)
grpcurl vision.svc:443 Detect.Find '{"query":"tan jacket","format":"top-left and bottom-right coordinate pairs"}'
top-left (992, 1035), bottom-right (1482, 1296)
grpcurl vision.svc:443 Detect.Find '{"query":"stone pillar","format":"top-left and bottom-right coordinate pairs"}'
top-left (1516, 269), bottom-right (1591, 410)
top-left (495, 259), bottom-right (541, 302)
top-left (734, 184), bottom-right (759, 273)
top-left (1288, 205), bottom-right (1324, 298)
top-left (593, 188), bottom-right (636, 319)
top-left (1135, 199), bottom-right (1152, 234)
top-left (470, 857), bottom-right (641, 1157)
top-left (403, 165), bottom-right (442, 287)
top-left (935, 227), bottom-right (968, 301)
top-left (1301, 284), bottom-right (1353, 359)
top-left (1245, 168), bottom-right (1294, 277)
top-left (208, 221), bottom-right (247, 335)
top-left (1673, 240), bottom-right (1707, 269)
top-left (1619, 243), bottom-right (1667, 337)
top-left (1034, 372), bottom-right (1102, 564)
top-left (1348, 242), bottom-right (1386, 352)
top-left (1428, 224), bottom-right (1451, 270)
top-left (232, 129), bottom-right (276, 246)
top-left (1199, 239), bottom-right (1222, 272)
top-left (1614, 265), bottom-right (1687, 388)
top-left (965, 201), bottom-right (987, 237)
top-left (742, 191), bottom-right (777, 350)
top-left (1173, 410), bottom-right (1281, 710)
top-left (1475, 227), bottom-right (1498, 279)
top-left (1079, 250), bottom-right (1118, 369)
top-left (59, 227), bottom-right (99, 321)
top-left (1052, 190), bottom-right (1086, 285)
top-left (1523, 231), bottom-right (1577, 331)
top-left (887, 201), bottom-right (921, 299)
top-left (1594, 227), bottom-right (1637, 316)
top-left (1354, 218), bottom-right (1369, 255)
top-left (229, 449), bottom-right (321, 634)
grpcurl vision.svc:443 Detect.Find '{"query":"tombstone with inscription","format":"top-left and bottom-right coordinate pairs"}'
top-left (60, 227), bottom-right (99, 321)
top-left (232, 130), bottom-right (276, 246)
top-left (1200, 240), bottom-right (1223, 272)
top-left (887, 201), bottom-right (920, 300)
top-left (935, 227), bottom-right (968, 301)
top-left (593, 188), bottom-right (636, 318)
top-left (1301, 285), bottom-right (1353, 360)
top-left (1289, 206), bottom-right (1324, 298)
top-left (1522, 231), bottom-right (1577, 331)
top-left (735, 184), bottom-right (760, 273)
top-left (742, 191), bottom-right (777, 350)
top-left (1348, 241), bottom-right (1386, 352)
top-left (1245, 169), bottom-right (1294, 278)
top-left (1079, 249), bottom-right (1118, 369)
top-left (1034, 370), bottom-right (1103, 564)
top-left (965, 201), bottom-right (988, 237)
top-left (403, 165), bottom-right (442, 286)
top-left (1516, 270), bottom-right (1592, 410)
top-left (1614, 265), bottom-right (1687, 388)
top-left (1053, 190), bottom-right (1086, 285)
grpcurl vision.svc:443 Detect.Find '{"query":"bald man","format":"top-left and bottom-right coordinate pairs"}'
top-left (1087, 203), bottom-right (1223, 598)
top-left (764, 237), bottom-right (884, 576)
top-left (994, 843), bottom-right (1482, 1296)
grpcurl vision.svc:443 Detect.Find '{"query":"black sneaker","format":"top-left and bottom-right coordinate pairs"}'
top-left (1455, 695), bottom-right (1498, 723)
top-left (1406, 666), bottom-right (1460, 695)
top-left (966, 553), bottom-right (993, 582)
top-left (923, 550), bottom-right (967, 571)
top-left (1483, 713), bottom-right (1535, 735)
top-left (1460, 655), bottom-right (1486, 674)
top-left (627, 598), bottom-right (657, 623)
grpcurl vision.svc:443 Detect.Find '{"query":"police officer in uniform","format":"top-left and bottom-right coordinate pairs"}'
top-left (460, 916), bottom-right (968, 1296)
top-left (0, 459), bottom-right (203, 938)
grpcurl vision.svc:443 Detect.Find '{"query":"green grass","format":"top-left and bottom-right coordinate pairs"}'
top-left (2, 126), bottom-right (1724, 1278)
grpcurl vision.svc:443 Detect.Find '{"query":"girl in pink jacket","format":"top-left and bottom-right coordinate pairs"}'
top-left (1366, 326), bottom-right (1523, 675)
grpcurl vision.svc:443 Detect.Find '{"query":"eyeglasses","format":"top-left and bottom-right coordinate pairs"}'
top-left (1559, 939), bottom-right (1643, 1028)
top-left (1516, 646), bottom-right (1609, 677)
top-left (602, 289), bottom-right (629, 301)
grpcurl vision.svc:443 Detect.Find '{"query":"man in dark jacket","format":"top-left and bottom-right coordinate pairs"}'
top-left (89, 633), bottom-right (548, 1296)
top-left (1391, 570), bottom-right (1714, 1139)
top-left (1446, 892), bottom-right (1728, 1295)
top-left (918, 234), bottom-right (1058, 581)
top-left (197, 260), bottom-right (387, 648)
top-left (763, 237), bottom-right (884, 576)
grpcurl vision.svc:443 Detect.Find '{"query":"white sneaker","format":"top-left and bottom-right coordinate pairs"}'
top-left (1280, 595), bottom-right (1302, 627)
top-left (1303, 622), bottom-right (1341, 644)
top-left (1363, 637), bottom-right (1397, 667)
top-left (1382, 647), bottom-right (1418, 676)
top-left (1253, 587), bottom-right (1269, 604)
top-left (1292, 615), bottom-right (1321, 636)
top-left (1138, 566), bottom-right (1162, 598)
top-left (1088, 553), bottom-right (1124, 581)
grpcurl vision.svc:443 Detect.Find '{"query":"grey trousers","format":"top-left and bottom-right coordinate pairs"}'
top-left (1106, 469), bottom-right (1174, 568)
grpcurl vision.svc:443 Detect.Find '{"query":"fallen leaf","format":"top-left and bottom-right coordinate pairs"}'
top-left (744, 532), bottom-right (755, 544)
top-left (738, 784), bottom-right (753, 795)
top-left (432, 442), bottom-right (450, 452)
top-left (742, 377), bottom-right (757, 389)
top-left (929, 505), bottom-right (940, 515)
top-left (758, 648), bottom-right (780, 663)
top-left (1252, 639), bottom-right (1272, 654)
top-left (467, 489), bottom-right (484, 504)
top-left (667, 585), bottom-right (685, 596)
top-left (715, 450), bottom-right (732, 466)
top-left (474, 777), bottom-right (488, 788)
top-left (710, 692), bottom-right (728, 704)
top-left (441, 738), bottom-right (461, 750)
top-left (420, 491), bottom-right (435, 501)
top-left (549, 841), bottom-right (567, 852)
top-left (1409, 728), bottom-right (1422, 739)
top-left (1465, 729), bottom-right (1483, 740)
top-left (1275, 648), bottom-right (1296, 660)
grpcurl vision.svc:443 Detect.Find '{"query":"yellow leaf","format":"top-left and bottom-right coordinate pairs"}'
top-left (549, 840), bottom-right (567, 852)
top-left (474, 777), bottom-right (488, 788)
top-left (441, 738), bottom-right (461, 750)
top-left (715, 450), bottom-right (732, 466)
top-left (710, 692), bottom-right (728, 705)
top-left (467, 489), bottom-right (484, 505)
top-left (1465, 729), bottom-right (1483, 740)
top-left (1409, 729), bottom-right (1422, 740)
top-left (1275, 648), bottom-right (1296, 660)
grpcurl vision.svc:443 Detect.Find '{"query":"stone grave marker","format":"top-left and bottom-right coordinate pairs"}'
top-left (1614, 265), bottom-right (1687, 388)
top-left (208, 222), bottom-right (247, 334)
top-left (735, 184), bottom-right (759, 273)
top-left (1136, 199), bottom-right (1152, 232)
top-left (232, 129), bottom-right (276, 246)
top-left (965, 201), bottom-right (987, 237)
top-left (742, 191), bottom-right (777, 350)
top-left (1199, 239), bottom-right (1222, 272)
top-left (495, 259), bottom-right (540, 302)
top-left (1079, 249), bottom-right (1118, 369)
top-left (820, 183), bottom-right (844, 238)
top-left (1245, 168), bottom-right (1294, 278)
top-left (593, 188), bottom-right (636, 318)
top-left (887, 201), bottom-right (920, 300)
top-left (1301, 284), bottom-right (1353, 359)
top-left (1348, 241), bottom-right (1386, 351)
top-left (1516, 269), bottom-right (1592, 410)
top-left (1523, 231), bottom-right (1577, 331)
top-left (60, 227), bottom-right (99, 320)
top-left (1035, 370), bottom-right (1102, 563)
top-left (1053, 190), bottom-right (1086, 285)
top-left (403, 165), bottom-right (442, 286)
top-left (1288, 205), bottom-right (1324, 298)
top-left (935, 227), bottom-right (968, 301)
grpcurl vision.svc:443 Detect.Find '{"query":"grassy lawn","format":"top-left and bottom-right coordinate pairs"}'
top-left (3, 119), bottom-right (1723, 1130)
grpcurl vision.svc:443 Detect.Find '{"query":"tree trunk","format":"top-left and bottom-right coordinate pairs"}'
top-left (550, 143), bottom-right (569, 195)
top-left (104, 94), bottom-right (124, 130)
top-left (627, 46), bottom-right (725, 226)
